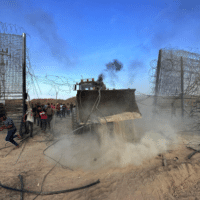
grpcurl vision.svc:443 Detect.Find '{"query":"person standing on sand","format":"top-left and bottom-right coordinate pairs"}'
top-left (62, 104), bottom-right (66, 117)
top-left (23, 108), bottom-right (34, 137)
top-left (60, 104), bottom-right (63, 118)
top-left (40, 108), bottom-right (48, 132)
top-left (46, 104), bottom-right (53, 129)
top-left (56, 103), bottom-right (60, 117)
top-left (0, 114), bottom-right (21, 148)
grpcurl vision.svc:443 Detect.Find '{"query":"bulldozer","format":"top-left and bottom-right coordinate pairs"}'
top-left (72, 78), bottom-right (142, 144)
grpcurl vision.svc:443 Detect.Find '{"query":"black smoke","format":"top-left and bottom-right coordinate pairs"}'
top-left (97, 73), bottom-right (104, 82)
top-left (25, 9), bottom-right (75, 67)
top-left (105, 59), bottom-right (123, 72)
top-left (102, 59), bottom-right (124, 88)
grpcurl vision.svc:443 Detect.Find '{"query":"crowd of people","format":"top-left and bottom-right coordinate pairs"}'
top-left (28, 102), bottom-right (74, 134)
top-left (0, 102), bottom-right (74, 148)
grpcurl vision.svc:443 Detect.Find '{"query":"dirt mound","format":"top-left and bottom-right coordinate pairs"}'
top-left (99, 112), bottom-right (142, 123)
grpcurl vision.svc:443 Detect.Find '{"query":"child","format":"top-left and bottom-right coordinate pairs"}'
top-left (0, 114), bottom-right (21, 148)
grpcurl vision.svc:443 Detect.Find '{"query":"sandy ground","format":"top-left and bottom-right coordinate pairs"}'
top-left (1, 115), bottom-right (200, 199)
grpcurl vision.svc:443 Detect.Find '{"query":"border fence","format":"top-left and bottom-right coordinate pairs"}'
top-left (0, 24), bottom-right (27, 134)
top-left (152, 48), bottom-right (200, 118)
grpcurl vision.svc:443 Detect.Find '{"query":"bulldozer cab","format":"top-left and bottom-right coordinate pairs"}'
top-left (73, 78), bottom-right (106, 91)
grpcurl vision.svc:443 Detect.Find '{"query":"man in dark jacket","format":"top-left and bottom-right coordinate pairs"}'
top-left (41, 104), bottom-right (44, 111)
top-left (0, 114), bottom-right (21, 148)
top-left (62, 104), bottom-right (66, 117)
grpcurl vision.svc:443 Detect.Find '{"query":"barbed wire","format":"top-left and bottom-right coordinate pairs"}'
top-left (26, 48), bottom-right (42, 99)
top-left (0, 21), bottom-right (31, 38)
top-left (150, 48), bottom-right (200, 97)
top-left (31, 74), bottom-right (76, 99)
top-left (146, 48), bottom-right (200, 132)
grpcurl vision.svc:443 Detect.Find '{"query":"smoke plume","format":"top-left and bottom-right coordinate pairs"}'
top-left (103, 59), bottom-right (124, 87)
top-left (127, 59), bottom-right (146, 88)
top-left (25, 9), bottom-right (75, 66)
top-left (97, 73), bottom-right (104, 82)
top-left (105, 59), bottom-right (123, 72)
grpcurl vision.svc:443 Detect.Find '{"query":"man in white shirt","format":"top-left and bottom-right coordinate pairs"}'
top-left (23, 108), bottom-right (34, 137)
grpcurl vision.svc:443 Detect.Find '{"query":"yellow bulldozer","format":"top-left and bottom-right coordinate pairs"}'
top-left (72, 78), bottom-right (142, 144)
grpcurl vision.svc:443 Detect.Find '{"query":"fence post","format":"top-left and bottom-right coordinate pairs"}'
top-left (22, 33), bottom-right (26, 116)
top-left (181, 56), bottom-right (184, 118)
top-left (154, 49), bottom-right (162, 115)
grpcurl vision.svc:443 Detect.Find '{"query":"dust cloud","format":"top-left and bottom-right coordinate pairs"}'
top-left (46, 97), bottom-right (181, 171)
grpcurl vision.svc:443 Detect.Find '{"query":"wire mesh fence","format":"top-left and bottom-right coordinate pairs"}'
top-left (0, 23), bottom-right (25, 132)
top-left (148, 48), bottom-right (200, 132)
top-left (151, 48), bottom-right (200, 97)
top-left (0, 33), bottom-right (23, 99)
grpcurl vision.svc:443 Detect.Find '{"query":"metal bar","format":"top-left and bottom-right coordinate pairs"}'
top-left (0, 92), bottom-right (23, 94)
top-left (181, 56), bottom-right (184, 118)
top-left (154, 49), bottom-right (162, 113)
top-left (22, 33), bottom-right (26, 116)
top-left (1, 95), bottom-right (23, 97)
top-left (162, 69), bottom-right (200, 74)
top-left (0, 33), bottom-right (24, 37)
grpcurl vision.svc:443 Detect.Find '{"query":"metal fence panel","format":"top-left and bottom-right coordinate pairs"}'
top-left (155, 49), bottom-right (200, 97)
top-left (0, 33), bottom-right (24, 131)
top-left (0, 33), bottom-right (23, 99)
